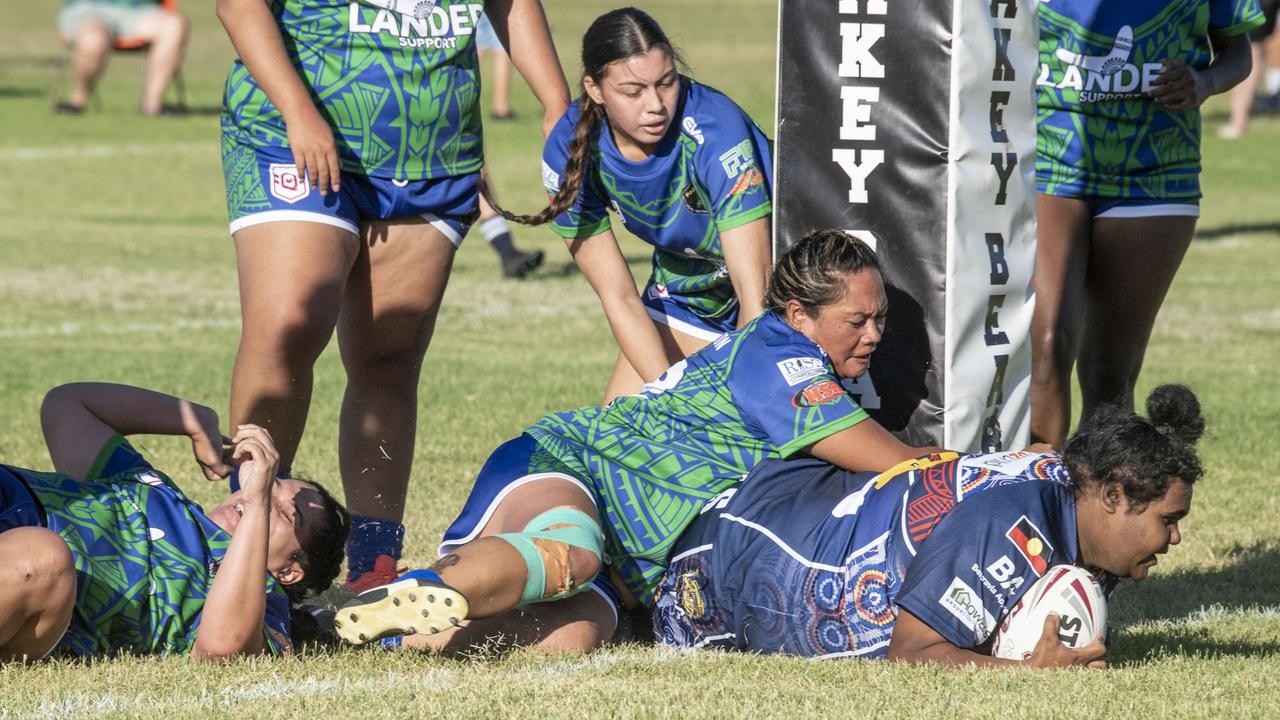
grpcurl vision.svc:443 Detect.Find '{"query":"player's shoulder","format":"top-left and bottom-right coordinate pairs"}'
top-left (682, 79), bottom-right (751, 123)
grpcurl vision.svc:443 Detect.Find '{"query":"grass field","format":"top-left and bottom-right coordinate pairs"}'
top-left (2, 1), bottom-right (1280, 717)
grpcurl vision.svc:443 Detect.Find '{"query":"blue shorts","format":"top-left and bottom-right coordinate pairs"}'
top-left (0, 467), bottom-right (45, 532)
top-left (222, 141), bottom-right (480, 245)
top-left (642, 281), bottom-right (738, 342)
top-left (439, 435), bottom-right (622, 618)
top-left (1082, 196), bottom-right (1200, 220)
top-left (474, 13), bottom-right (502, 52)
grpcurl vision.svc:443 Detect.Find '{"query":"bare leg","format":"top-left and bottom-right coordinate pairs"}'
top-left (335, 219), bottom-right (455, 524)
top-left (602, 321), bottom-right (715, 404)
top-left (0, 528), bottom-right (76, 662)
top-left (66, 19), bottom-right (112, 109)
top-left (1076, 215), bottom-right (1196, 423)
top-left (229, 222), bottom-right (360, 470)
top-left (1029, 195), bottom-right (1093, 448)
top-left (130, 10), bottom-right (188, 114)
top-left (401, 478), bottom-right (613, 654)
top-left (485, 49), bottom-right (512, 117)
top-left (1222, 44), bottom-right (1265, 138)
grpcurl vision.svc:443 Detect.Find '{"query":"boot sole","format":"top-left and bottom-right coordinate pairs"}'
top-left (334, 577), bottom-right (468, 645)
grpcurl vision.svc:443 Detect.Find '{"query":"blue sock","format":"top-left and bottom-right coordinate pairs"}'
top-left (347, 514), bottom-right (406, 580)
top-left (228, 466), bottom-right (291, 493)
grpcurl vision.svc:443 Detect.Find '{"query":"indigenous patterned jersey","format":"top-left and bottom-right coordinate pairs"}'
top-left (654, 451), bottom-right (1079, 658)
top-left (542, 80), bottom-right (773, 321)
top-left (1036, 0), bottom-right (1263, 200)
top-left (221, 0), bottom-right (485, 180)
top-left (10, 436), bottom-right (292, 657)
top-left (527, 311), bottom-right (867, 600)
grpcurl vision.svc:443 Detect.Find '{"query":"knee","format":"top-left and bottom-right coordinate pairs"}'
top-left (241, 304), bottom-right (336, 364)
top-left (343, 340), bottom-right (429, 386)
top-left (500, 507), bottom-right (604, 606)
top-left (5, 528), bottom-right (75, 597)
top-left (159, 12), bottom-right (188, 43)
top-left (536, 618), bottom-right (612, 654)
top-left (72, 20), bottom-right (111, 53)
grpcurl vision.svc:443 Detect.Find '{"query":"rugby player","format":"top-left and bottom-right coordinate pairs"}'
top-left (652, 385), bottom-right (1203, 668)
top-left (0, 383), bottom-right (347, 661)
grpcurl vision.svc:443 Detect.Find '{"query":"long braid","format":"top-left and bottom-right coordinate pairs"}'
top-left (479, 97), bottom-right (605, 226)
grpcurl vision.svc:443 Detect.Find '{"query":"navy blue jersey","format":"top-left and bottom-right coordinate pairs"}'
top-left (653, 451), bottom-right (1079, 658)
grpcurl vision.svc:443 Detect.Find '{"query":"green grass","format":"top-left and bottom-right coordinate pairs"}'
top-left (2, 1), bottom-right (1279, 717)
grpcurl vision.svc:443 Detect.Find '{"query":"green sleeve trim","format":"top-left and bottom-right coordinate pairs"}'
top-left (776, 408), bottom-right (870, 459)
top-left (715, 202), bottom-right (773, 233)
top-left (550, 217), bottom-right (612, 240)
top-left (1216, 16), bottom-right (1266, 37)
top-left (85, 433), bottom-right (129, 481)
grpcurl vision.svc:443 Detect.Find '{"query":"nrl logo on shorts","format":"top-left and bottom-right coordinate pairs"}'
top-left (358, 0), bottom-right (437, 20)
top-left (269, 163), bottom-right (310, 204)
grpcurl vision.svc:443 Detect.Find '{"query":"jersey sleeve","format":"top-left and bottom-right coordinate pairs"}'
top-left (893, 487), bottom-right (1065, 650)
top-left (85, 434), bottom-right (154, 481)
top-left (1209, 0), bottom-right (1265, 35)
top-left (543, 109), bottom-right (612, 240)
top-left (727, 328), bottom-right (869, 458)
top-left (692, 94), bottom-right (773, 233)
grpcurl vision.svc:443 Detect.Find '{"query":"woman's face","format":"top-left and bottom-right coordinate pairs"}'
top-left (1082, 479), bottom-right (1193, 580)
top-left (584, 47), bottom-right (681, 158)
top-left (785, 269), bottom-right (888, 379)
top-left (208, 478), bottom-right (327, 586)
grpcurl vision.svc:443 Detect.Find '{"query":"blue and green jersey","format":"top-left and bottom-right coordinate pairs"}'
top-left (1036, 0), bottom-right (1263, 200)
top-left (9, 437), bottom-right (292, 657)
top-left (527, 311), bottom-right (867, 600)
top-left (221, 0), bottom-right (486, 180)
top-left (542, 79), bottom-right (773, 322)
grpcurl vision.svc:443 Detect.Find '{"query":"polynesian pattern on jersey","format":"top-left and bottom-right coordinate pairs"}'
top-left (23, 467), bottom-right (287, 656)
top-left (527, 343), bottom-right (856, 598)
top-left (1036, 0), bottom-right (1263, 200)
top-left (221, 0), bottom-right (485, 180)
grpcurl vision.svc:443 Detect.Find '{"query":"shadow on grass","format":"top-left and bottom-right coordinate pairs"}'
top-left (1194, 222), bottom-right (1280, 241)
top-left (0, 86), bottom-right (45, 98)
top-left (1112, 624), bottom-right (1280, 664)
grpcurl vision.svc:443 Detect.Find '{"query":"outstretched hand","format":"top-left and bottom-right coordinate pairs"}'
top-left (1028, 614), bottom-right (1107, 669)
top-left (1149, 58), bottom-right (1212, 111)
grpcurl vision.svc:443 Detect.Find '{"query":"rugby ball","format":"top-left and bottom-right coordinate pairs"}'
top-left (991, 565), bottom-right (1107, 661)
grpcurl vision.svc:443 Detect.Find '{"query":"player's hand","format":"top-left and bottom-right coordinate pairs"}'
top-left (188, 405), bottom-right (233, 481)
top-left (231, 424), bottom-right (280, 505)
top-left (1149, 59), bottom-right (1212, 111)
top-left (1028, 614), bottom-right (1107, 669)
top-left (284, 105), bottom-right (341, 196)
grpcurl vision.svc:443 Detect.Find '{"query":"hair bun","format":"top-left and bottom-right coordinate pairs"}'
top-left (1145, 384), bottom-right (1205, 446)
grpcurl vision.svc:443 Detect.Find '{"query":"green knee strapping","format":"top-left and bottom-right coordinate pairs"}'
top-left (497, 507), bottom-right (604, 606)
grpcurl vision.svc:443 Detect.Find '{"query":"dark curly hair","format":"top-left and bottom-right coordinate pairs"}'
top-left (1063, 384), bottom-right (1205, 513)
top-left (282, 477), bottom-right (350, 602)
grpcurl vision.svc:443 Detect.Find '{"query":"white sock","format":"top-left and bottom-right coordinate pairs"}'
top-left (479, 215), bottom-right (511, 242)
top-left (1265, 68), bottom-right (1280, 96)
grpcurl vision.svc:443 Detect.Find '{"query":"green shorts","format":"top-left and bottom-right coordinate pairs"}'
top-left (58, 2), bottom-right (163, 41)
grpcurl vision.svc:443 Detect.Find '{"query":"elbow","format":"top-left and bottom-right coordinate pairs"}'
top-left (191, 637), bottom-right (254, 663)
top-left (215, 0), bottom-right (236, 27)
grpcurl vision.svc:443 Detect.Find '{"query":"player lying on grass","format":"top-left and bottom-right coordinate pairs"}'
top-left (651, 385), bottom-right (1203, 668)
top-left (332, 230), bottom-right (938, 652)
top-left (0, 383), bottom-right (349, 662)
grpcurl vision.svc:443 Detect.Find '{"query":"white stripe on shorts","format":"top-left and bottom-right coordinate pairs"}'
top-left (421, 212), bottom-right (464, 247)
top-left (1095, 203), bottom-right (1200, 219)
top-left (644, 307), bottom-right (726, 342)
top-left (229, 210), bottom-right (359, 236)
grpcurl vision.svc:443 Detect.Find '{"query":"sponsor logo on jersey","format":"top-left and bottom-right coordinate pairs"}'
top-left (939, 577), bottom-right (995, 636)
top-left (541, 161), bottom-right (561, 193)
top-left (682, 116), bottom-right (704, 145)
top-left (677, 571), bottom-right (708, 619)
top-left (718, 139), bottom-right (757, 178)
top-left (269, 163), bottom-right (310, 204)
top-left (793, 379), bottom-right (845, 407)
top-left (726, 167), bottom-right (765, 199)
top-left (1006, 516), bottom-right (1053, 575)
top-left (776, 356), bottom-right (826, 386)
top-left (1038, 26), bottom-right (1163, 103)
top-left (349, 0), bottom-right (482, 49)
top-left (853, 569), bottom-right (893, 626)
top-left (647, 283), bottom-right (671, 300)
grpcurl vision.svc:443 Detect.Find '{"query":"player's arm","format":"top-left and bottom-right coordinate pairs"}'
top-left (808, 421), bottom-right (942, 473)
top-left (191, 426), bottom-right (278, 661)
top-left (1150, 31), bottom-right (1252, 111)
top-left (567, 229), bottom-right (673, 384)
top-left (485, 0), bottom-right (570, 136)
top-left (216, 0), bottom-right (340, 193)
top-left (719, 217), bottom-right (771, 328)
top-left (40, 383), bottom-right (231, 482)
top-left (887, 608), bottom-right (1106, 669)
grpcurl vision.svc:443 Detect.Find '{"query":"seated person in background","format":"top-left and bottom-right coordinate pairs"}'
top-left (653, 385), bottom-right (1203, 668)
top-left (56, 0), bottom-right (187, 115)
top-left (0, 382), bottom-right (348, 661)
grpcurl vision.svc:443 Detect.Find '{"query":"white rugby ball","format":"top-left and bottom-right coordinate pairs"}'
top-left (991, 565), bottom-right (1107, 661)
